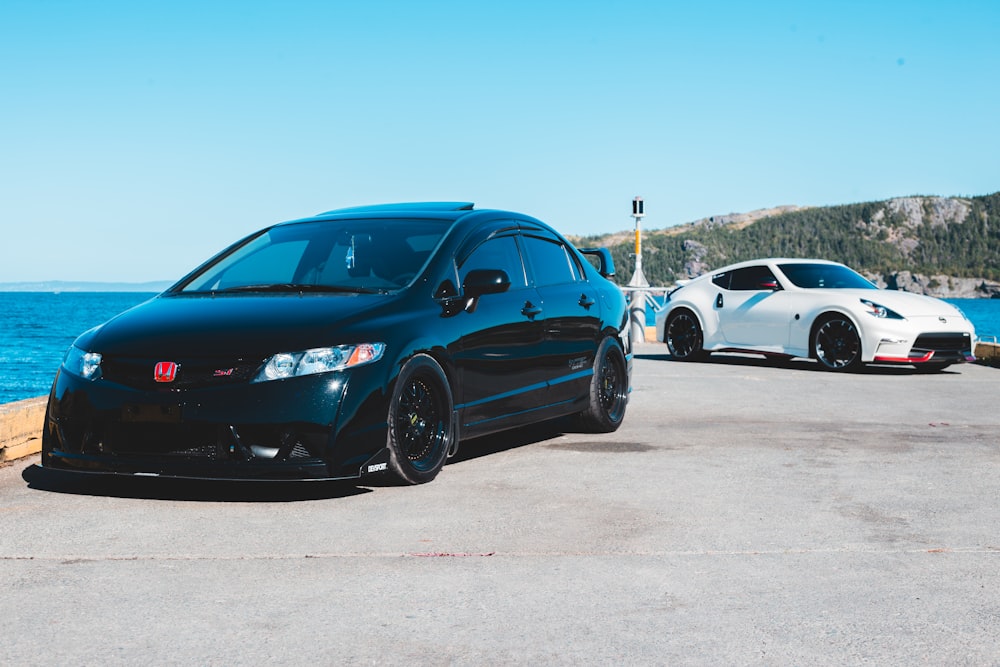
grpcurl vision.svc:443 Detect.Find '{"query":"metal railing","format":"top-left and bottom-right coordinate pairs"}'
top-left (621, 285), bottom-right (670, 343)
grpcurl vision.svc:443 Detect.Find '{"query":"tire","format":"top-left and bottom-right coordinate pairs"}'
top-left (577, 337), bottom-right (628, 433)
top-left (664, 309), bottom-right (705, 361)
top-left (40, 404), bottom-right (54, 467)
top-left (386, 354), bottom-right (453, 485)
top-left (812, 315), bottom-right (862, 371)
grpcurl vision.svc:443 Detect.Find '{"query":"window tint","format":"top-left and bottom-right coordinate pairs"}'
top-left (712, 272), bottom-right (730, 289)
top-left (729, 265), bottom-right (779, 291)
top-left (186, 235), bottom-right (309, 291)
top-left (181, 219), bottom-right (448, 292)
top-left (521, 235), bottom-right (578, 286)
top-left (458, 236), bottom-right (527, 289)
top-left (778, 263), bottom-right (876, 289)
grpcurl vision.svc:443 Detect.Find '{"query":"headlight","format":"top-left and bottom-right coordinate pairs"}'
top-left (253, 343), bottom-right (386, 382)
top-left (860, 299), bottom-right (904, 320)
top-left (63, 346), bottom-right (103, 380)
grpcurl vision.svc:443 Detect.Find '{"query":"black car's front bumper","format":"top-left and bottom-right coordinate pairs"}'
top-left (42, 366), bottom-right (391, 481)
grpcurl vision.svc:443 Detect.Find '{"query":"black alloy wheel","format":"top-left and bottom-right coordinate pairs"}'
top-left (578, 337), bottom-right (628, 432)
top-left (813, 315), bottom-right (862, 371)
top-left (665, 310), bottom-right (705, 361)
top-left (386, 355), bottom-right (453, 484)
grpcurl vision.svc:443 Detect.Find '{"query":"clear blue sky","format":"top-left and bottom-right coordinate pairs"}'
top-left (2, 0), bottom-right (997, 282)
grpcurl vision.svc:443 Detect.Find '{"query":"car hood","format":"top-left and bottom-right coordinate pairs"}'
top-left (80, 292), bottom-right (396, 357)
top-left (823, 289), bottom-right (967, 319)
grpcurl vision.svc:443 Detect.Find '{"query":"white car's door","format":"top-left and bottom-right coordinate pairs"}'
top-left (715, 265), bottom-right (792, 350)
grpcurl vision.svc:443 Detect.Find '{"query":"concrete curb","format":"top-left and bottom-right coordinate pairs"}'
top-left (0, 396), bottom-right (46, 463)
top-left (977, 340), bottom-right (1000, 366)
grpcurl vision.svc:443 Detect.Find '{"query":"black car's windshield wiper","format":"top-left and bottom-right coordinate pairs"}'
top-left (213, 283), bottom-right (386, 294)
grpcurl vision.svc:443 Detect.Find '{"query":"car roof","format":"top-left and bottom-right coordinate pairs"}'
top-left (314, 202), bottom-right (475, 216)
top-left (709, 258), bottom-right (844, 273)
top-left (277, 202), bottom-right (552, 235)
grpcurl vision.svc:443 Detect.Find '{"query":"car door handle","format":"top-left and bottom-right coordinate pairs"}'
top-left (521, 302), bottom-right (543, 319)
top-left (578, 294), bottom-right (596, 309)
top-left (716, 293), bottom-right (724, 308)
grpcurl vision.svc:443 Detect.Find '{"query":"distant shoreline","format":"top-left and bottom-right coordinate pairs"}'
top-left (0, 280), bottom-right (173, 293)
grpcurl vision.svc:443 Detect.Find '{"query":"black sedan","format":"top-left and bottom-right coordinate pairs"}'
top-left (42, 202), bottom-right (631, 484)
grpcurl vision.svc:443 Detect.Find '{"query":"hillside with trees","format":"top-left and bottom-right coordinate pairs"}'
top-left (572, 193), bottom-right (1000, 298)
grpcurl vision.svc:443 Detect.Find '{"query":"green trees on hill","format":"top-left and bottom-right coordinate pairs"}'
top-left (599, 193), bottom-right (1000, 285)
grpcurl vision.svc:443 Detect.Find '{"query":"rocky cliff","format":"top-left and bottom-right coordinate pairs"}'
top-left (869, 271), bottom-right (1000, 299)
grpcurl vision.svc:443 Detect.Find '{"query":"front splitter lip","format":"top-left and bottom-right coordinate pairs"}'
top-left (43, 449), bottom-right (365, 482)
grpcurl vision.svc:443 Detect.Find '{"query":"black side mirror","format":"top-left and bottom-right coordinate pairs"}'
top-left (463, 269), bottom-right (510, 298)
top-left (436, 269), bottom-right (511, 317)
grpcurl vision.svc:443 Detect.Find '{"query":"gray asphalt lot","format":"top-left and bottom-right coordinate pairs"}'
top-left (2, 348), bottom-right (999, 665)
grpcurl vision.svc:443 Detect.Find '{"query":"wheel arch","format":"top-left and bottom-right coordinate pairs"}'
top-left (661, 304), bottom-right (707, 343)
top-left (808, 309), bottom-right (865, 361)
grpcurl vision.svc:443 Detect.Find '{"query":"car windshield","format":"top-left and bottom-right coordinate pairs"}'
top-left (177, 218), bottom-right (449, 294)
top-left (778, 263), bottom-right (877, 290)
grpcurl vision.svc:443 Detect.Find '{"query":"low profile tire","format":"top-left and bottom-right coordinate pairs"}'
top-left (664, 309), bottom-right (705, 361)
top-left (577, 337), bottom-right (628, 433)
top-left (812, 315), bottom-right (862, 372)
top-left (40, 404), bottom-right (54, 467)
top-left (386, 354), bottom-right (453, 485)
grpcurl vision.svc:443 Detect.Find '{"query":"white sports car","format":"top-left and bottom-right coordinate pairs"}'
top-left (654, 258), bottom-right (977, 372)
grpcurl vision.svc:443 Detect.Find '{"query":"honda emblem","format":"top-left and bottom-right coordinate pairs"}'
top-left (154, 361), bottom-right (179, 383)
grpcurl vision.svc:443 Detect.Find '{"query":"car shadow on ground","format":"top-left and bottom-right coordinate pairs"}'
top-left (448, 419), bottom-right (572, 465)
top-left (22, 464), bottom-right (371, 502)
top-left (634, 350), bottom-right (961, 375)
top-left (21, 420), bottom-right (579, 499)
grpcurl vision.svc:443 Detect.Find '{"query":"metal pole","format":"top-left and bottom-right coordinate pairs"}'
top-left (627, 197), bottom-right (648, 343)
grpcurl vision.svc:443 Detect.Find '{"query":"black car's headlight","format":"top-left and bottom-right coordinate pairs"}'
top-left (253, 343), bottom-right (386, 382)
top-left (63, 345), bottom-right (103, 380)
top-left (860, 299), bottom-right (904, 320)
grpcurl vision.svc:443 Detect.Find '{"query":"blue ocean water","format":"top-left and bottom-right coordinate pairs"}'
top-left (1, 292), bottom-right (998, 404)
top-left (0, 292), bottom-right (157, 404)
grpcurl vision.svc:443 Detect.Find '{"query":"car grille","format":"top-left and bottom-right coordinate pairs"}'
top-left (911, 332), bottom-right (973, 361)
top-left (912, 333), bottom-right (972, 353)
top-left (101, 357), bottom-right (262, 390)
top-left (61, 419), bottom-right (327, 463)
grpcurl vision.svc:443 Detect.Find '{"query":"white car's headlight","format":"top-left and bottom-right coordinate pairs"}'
top-left (63, 346), bottom-right (103, 380)
top-left (860, 299), bottom-right (904, 320)
top-left (253, 343), bottom-right (386, 382)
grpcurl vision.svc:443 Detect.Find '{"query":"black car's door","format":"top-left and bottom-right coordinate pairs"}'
top-left (450, 229), bottom-right (548, 432)
top-left (519, 228), bottom-right (601, 407)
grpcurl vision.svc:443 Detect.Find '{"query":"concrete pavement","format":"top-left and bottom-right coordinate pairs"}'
top-left (2, 348), bottom-right (999, 665)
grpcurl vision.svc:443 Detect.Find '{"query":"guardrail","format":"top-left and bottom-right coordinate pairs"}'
top-left (621, 286), bottom-right (668, 343)
top-left (621, 285), bottom-right (671, 343)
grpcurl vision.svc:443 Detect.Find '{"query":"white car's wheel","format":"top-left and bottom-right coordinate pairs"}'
top-left (813, 315), bottom-right (862, 371)
top-left (665, 310), bottom-right (705, 361)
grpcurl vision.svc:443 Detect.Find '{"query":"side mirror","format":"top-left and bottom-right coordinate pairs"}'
top-left (463, 269), bottom-right (510, 298)
top-left (437, 270), bottom-right (511, 317)
top-left (758, 279), bottom-right (781, 290)
top-left (578, 247), bottom-right (616, 278)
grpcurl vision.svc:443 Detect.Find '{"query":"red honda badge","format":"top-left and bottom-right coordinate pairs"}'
top-left (154, 361), bottom-right (178, 383)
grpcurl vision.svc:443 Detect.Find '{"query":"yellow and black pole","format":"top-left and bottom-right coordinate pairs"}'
top-left (627, 196), bottom-right (649, 343)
